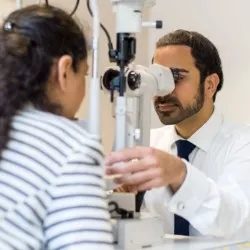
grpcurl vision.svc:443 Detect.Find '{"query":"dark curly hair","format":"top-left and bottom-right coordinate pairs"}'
top-left (156, 29), bottom-right (223, 102)
top-left (0, 4), bottom-right (88, 156)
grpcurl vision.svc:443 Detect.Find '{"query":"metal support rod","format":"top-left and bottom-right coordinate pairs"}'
top-left (88, 0), bottom-right (101, 137)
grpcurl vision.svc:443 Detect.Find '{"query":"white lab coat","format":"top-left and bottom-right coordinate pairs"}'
top-left (143, 108), bottom-right (250, 240)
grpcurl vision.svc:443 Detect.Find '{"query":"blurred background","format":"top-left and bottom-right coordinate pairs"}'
top-left (1, 0), bottom-right (250, 153)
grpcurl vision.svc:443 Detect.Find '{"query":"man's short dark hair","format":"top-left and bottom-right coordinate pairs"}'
top-left (156, 29), bottom-right (223, 102)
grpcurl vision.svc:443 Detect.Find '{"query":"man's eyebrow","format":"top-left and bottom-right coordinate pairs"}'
top-left (151, 57), bottom-right (189, 73)
top-left (171, 68), bottom-right (189, 73)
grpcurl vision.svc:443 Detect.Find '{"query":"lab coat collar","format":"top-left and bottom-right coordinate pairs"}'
top-left (169, 107), bottom-right (224, 152)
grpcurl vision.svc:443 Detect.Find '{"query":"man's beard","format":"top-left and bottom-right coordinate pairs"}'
top-left (154, 82), bottom-right (205, 125)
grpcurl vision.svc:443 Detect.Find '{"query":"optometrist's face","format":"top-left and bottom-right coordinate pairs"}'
top-left (153, 45), bottom-right (205, 125)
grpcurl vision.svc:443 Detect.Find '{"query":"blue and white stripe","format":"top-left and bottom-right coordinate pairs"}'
top-left (0, 106), bottom-right (114, 250)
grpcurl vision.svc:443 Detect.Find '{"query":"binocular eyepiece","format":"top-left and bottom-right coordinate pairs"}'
top-left (101, 66), bottom-right (184, 94)
top-left (102, 68), bottom-right (141, 92)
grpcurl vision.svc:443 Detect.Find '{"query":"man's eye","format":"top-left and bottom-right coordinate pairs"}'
top-left (170, 68), bottom-right (189, 83)
top-left (174, 75), bottom-right (185, 83)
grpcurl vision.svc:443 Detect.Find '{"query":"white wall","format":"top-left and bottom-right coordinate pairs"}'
top-left (148, 0), bottom-right (250, 128)
top-left (5, 1), bottom-right (249, 147)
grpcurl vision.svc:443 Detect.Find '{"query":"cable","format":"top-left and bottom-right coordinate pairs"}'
top-left (109, 201), bottom-right (134, 219)
top-left (70, 0), bottom-right (80, 16)
top-left (45, 0), bottom-right (80, 16)
top-left (86, 0), bottom-right (113, 50)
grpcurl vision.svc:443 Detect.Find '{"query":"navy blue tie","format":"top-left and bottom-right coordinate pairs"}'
top-left (174, 140), bottom-right (196, 236)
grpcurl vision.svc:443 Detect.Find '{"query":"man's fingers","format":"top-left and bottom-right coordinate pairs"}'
top-left (137, 177), bottom-right (164, 191)
top-left (114, 184), bottom-right (134, 193)
top-left (114, 167), bottom-right (161, 186)
top-left (113, 186), bottom-right (125, 192)
top-left (105, 146), bottom-right (155, 165)
top-left (106, 155), bottom-right (158, 175)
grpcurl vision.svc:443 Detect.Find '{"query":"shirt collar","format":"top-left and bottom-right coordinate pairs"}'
top-left (167, 107), bottom-right (224, 152)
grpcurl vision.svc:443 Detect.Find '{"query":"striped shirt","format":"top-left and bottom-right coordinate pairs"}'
top-left (0, 106), bottom-right (114, 250)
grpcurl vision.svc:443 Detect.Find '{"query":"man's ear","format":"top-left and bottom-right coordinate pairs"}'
top-left (205, 73), bottom-right (220, 99)
top-left (57, 55), bottom-right (73, 92)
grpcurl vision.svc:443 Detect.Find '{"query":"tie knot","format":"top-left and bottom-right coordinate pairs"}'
top-left (175, 140), bottom-right (196, 161)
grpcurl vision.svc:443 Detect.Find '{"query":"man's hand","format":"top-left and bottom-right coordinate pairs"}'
top-left (105, 146), bottom-right (187, 192)
top-left (114, 184), bottom-right (137, 193)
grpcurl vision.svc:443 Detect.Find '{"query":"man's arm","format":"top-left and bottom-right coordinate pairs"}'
top-left (145, 136), bottom-right (250, 238)
top-left (164, 156), bottom-right (250, 237)
top-left (105, 140), bottom-right (250, 238)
